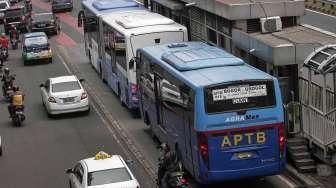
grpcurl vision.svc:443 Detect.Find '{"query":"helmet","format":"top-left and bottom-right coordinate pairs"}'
top-left (1, 33), bottom-right (5, 37)
top-left (13, 85), bottom-right (19, 91)
top-left (159, 143), bottom-right (169, 153)
top-left (4, 67), bottom-right (9, 74)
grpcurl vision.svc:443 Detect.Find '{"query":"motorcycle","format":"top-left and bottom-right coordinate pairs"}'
top-left (11, 105), bottom-right (25, 127)
top-left (0, 47), bottom-right (8, 61)
top-left (2, 75), bottom-right (15, 101)
top-left (159, 162), bottom-right (189, 188)
top-left (11, 38), bottom-right (18, 50)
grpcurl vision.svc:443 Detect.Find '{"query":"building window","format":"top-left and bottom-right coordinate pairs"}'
top-left (331, 4), bottom-right (334, 9)
top-left (217, 16), bottom-right (231, 35)
top-left (218, 34), bottom-right (231, 52)
top-left (206, 12), bottom-right (216, 29)
top-left (247, 19), bottom-right (261, 33)
top-left (281, 16), bottom-right (297, 28)
top-left (322, 2), bottom-right (325, 7)
top-left (207, 28), bottom-right (217, 44)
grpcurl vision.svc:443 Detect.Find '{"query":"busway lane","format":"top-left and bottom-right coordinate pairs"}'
top-left (0, 36), bottom-right (154, 187)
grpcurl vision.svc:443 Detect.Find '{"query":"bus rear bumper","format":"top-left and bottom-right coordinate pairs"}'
top-left (199, 161), bottom-right (285, 184)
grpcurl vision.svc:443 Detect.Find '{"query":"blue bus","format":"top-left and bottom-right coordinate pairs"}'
top-left (136, 42), bottom-right (286, 184)
top-left (77, 0), bottom-right (143, 74)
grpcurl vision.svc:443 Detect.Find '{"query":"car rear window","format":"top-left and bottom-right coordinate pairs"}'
top-left (33, 14), bottom-right (53, 22)
top-left (5, 9), bottom-right (23, 17)
top-left (52, 81), bottom-right (81, 93)
top-left (0, 2), bottom-right (8, 9)
top-left (24, 36), bottom-right (48, 46)
top-left (87, 168), bottom-right (132, 186)
top-left (53, 0), bottom-right (71, 3)
top-left (204, 80), bottom-right (276, 113)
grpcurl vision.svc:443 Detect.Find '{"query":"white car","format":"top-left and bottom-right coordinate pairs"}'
top-left (66, 151), bottom-right (140, 188)
top-left (0, 0), bottom-right (9, 22)
top-left (40, 75), bottom-right (90, 116)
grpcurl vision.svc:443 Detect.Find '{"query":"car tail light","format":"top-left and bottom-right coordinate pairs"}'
top-left (278, 124), bottom-right (285, 158)
top-left (48, 96), bottom-right (56, 103)
top-left (131, 83), bottom-right (137, 94)
top-left (197, 132), bottom-right (209, 167)
top-left (81, 92), bottom-right (88, 100)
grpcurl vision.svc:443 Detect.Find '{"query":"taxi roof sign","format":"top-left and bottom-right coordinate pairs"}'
top-left (94, 151), bottom-right (111, 160)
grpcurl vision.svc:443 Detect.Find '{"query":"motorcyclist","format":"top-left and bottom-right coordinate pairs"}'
top-left (8, 86), bottom-right (25, 118)
top-left (0, 33), bottom-right (9, 50)
top-left (157, 143), bottom-right (180, 186)
top-left (1, 68), bottom-right (14, 94)
top-left (9, 26), bottom-right (19, 42)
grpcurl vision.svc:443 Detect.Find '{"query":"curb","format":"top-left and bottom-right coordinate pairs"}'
top-left (285, 164), bottom-right (324, 188)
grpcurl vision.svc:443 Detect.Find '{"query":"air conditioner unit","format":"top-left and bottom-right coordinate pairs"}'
top-left (260, 16), bottom-right (282, 33)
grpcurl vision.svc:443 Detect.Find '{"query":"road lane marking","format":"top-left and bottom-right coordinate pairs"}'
top-left (55, 31), bottom-right (77, 46)
top-left (306, 9), bottom-right (336, 19)
top-left (302, 24), bottom-right (336, 38)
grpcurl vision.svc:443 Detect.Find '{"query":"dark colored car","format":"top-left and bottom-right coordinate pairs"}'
top-left (0, 1), bottom-right (10, 24)
top-left (30, 12), bottom-right (60, 35)
top-left (52, 0), bottom-right (73, 13)
top-left (4, 5), bottom-right (30, 34)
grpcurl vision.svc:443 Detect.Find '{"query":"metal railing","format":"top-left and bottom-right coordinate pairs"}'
top-left (302, 104), bottom-right (336, 146)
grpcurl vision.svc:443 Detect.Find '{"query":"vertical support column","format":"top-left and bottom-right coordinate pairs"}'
top-left (334, 72), bottom-right (336, 125)
top-left (308, 69), bottom-right (312, 138)
top-left (323, 74), bottom-right (327, 145)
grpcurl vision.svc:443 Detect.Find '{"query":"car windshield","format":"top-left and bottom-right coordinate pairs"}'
top-left (52, 81), bottom-right (81, 93)
top-left (87, 168), bottom-right (132, 186)
top-left (0, 2), bottom-right (8, 9)
top-left (33, 14), bottom-right (53, 22)
top-left (5, 9), bottom-right (22, 17)
top-left (24, 36), bottom-right (48, 46)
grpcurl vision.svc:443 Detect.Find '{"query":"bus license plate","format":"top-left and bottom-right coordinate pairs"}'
top-left (237, 152), bottom-right (253, 159)
top-left (220, 131), bottom-right (266, 149)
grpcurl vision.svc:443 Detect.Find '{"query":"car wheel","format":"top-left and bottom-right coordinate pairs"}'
top-left (49, 58), bottom-right (52, 64)
top-left (68, 180), bottom-right (72, 188)
top-left (0, 146), bottom-right (2, 156)
top-left (23, 60), bottom-right (27, 65)
top-left (84, 106), bottom-right (90, 115)
top-left (47, 111), bottom-right (53, 118)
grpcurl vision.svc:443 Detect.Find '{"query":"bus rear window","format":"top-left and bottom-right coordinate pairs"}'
top-left (204, 80), bottom-right (276, 113)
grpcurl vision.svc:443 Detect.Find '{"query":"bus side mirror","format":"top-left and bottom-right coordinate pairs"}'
top-left (65, 168), bottom-right (73, 174)
top-left (129, 59), bottom-right (135, 70)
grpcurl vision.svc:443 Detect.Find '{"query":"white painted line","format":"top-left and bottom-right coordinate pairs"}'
top-left (55, 47), bottom-right (71, 74)
top-left (302, 23), bottom-right (336, 38)
top-left (306, 9), bottom-right (336, 19)
top-left (276, 174), bottom-right (296, 188)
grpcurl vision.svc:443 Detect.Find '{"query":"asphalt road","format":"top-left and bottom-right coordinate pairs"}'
top-left (0, 1), bottom-right (300, 188)
top-left (302, 9), bottom-right (336, 34)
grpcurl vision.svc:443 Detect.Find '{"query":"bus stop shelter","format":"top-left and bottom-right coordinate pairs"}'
top-left (301, 44), bottom-right (336, 164)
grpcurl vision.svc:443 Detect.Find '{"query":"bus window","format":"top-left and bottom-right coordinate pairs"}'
top-left (161, 79), bottom-right (189, 110)
top-left (113, 31), bottom-right (126, 70)
top-left (204, 80), bottom-right (276, 114)
top-left (103, 23), bottom-right (115, 72)
top-left (139, 55), bottom-right (154, 97)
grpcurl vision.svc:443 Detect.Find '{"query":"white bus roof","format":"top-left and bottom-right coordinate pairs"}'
top-left (102, 10), bottom-right (186, 36)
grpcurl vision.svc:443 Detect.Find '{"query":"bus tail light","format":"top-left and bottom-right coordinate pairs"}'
top-left (197, 132), bottom-right (209, 166)
top-left (278, 124), bottom-right (285, 158)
